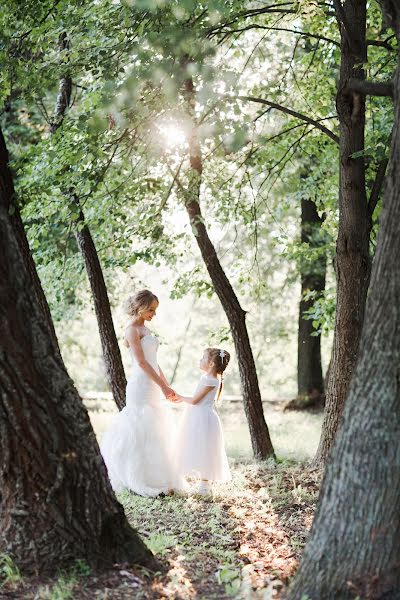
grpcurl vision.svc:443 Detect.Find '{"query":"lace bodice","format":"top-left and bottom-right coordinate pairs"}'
top-left (129, 334), bottom-right (159, 372)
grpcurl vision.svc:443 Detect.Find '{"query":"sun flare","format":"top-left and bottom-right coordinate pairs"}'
top-left (158, 123), bottom-right (186, 148)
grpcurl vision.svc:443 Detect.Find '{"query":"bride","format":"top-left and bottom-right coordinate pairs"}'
top-left (100, 289), bottom-right (184, 497)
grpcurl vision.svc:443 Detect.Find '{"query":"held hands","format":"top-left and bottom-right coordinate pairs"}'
top-left (168, 392), bottom-right (182, 403)
top-left (166, 391), bottom-right (182, 403)
top-left (161, 384), bottom-right (180, 403)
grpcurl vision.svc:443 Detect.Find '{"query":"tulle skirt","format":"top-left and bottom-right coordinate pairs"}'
top-left (100, 375), bottom-right (186, 497)
top-left (175, 405), bottom-right (231, 482)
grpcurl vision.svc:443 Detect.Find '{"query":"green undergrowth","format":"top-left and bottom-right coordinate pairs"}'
top-left (0, 461), bottom-right (320, 599)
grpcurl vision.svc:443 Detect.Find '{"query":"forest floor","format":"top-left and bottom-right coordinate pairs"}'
top-left (0, 402), bottom-right (322, 599)
top-left (0, 460), bottom-right (320, 600)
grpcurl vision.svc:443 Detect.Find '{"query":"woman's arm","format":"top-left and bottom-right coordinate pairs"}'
top-left (126, 326), bottom-right (175, 397)
top-left (176, 386), bottom-right (215, 406)
top-left (158, 366), bottom-right (169, 386)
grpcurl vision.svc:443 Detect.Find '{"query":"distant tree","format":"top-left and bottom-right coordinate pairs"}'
top-left (297, 197), bottom-right (327, 407)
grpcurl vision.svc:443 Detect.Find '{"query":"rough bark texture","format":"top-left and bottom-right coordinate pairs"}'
top-left (287, 30), bottom-right (400, 597)
top-left (0, 126), bottom-right (154, 574)
top-left (314, 0), bottom-right (371, 465)
top-left (51, 58), bottom-right (127, 410)
top-left (297, 198), bottom-right (326, 406)
top-left (0, 129), bottom-right (61, 355)
top-left (182, 73), bottom-right (275, 459)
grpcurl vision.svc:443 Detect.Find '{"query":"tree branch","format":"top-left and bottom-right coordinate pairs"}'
top-left (211, 25), bottom-right (339, 46)
top-left (367, 35), bottom-right (396, 50)
top-left (235, 95), bottom-right (339, 144)
top-left (346, 78), bottom-right (393, 97)
top-left (368, 158), bottom-right (389, 217)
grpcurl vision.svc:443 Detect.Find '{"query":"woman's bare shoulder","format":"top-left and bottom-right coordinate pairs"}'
top-left (124, 323), bottom-right (140, 343)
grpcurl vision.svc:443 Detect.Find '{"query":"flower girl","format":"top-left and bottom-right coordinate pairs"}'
top-left (173, 348), bottom-right (231, 495)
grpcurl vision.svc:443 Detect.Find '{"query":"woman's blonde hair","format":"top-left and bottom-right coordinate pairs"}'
top-left (123, 289), bottom-right (159, 317)
top-left (205, 347), bottom-right (230, 402)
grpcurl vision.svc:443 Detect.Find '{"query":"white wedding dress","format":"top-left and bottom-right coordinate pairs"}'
top-left (100, 334), bottom-right (184, 497)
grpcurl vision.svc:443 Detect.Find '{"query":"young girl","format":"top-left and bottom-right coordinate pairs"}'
top-left (173, 347), bottom-right (231, 495)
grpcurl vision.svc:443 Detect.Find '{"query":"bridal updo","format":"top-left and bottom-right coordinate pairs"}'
top-left (123, 289), bottom-right (159, 317)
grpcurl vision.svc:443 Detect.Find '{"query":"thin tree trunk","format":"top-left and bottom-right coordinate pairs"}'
top-left (0, 125), bottom-right (154, 574)
top-left (181, 72), bottom-right (275, 459)
top-left (314, 0), bottom-right (370, 465)
top-left (297, 198), bottom-right (326, 407)
top-left (287, 24), bottom-right (400, 596)
top-left (51, 48), bottom-right (127, 410)
top-left (73, 201), bottom-right (127, 410)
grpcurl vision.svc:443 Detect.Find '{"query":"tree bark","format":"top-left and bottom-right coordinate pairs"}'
top-left (181, 72), bottom-right (275, 459)
top-left (51, 51), bottom-right (127, 410)
top-left (0, 132), bottom-right (61, 354)
top-left (314, 0), bottom-right (371, 466)
top-left (0, 125), bottom-right (154, 574)
top-left (297, 198), bottom-right (326, 407)
top-left (287, 19), bottom-right (400, 596)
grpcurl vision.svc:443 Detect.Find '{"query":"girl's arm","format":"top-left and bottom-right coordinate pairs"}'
top-left (126, 326), bottom-right (175, 398)
top-left (177, 386), bottom-right (215, 406)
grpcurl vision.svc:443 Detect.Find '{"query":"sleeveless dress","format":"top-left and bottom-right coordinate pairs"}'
top-left (100, 334), bottom-right (184, 496)
top-left (175, 374), bottom-right (231, 482)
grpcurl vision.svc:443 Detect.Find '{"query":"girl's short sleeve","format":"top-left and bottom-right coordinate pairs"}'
top-left (202, 375), bottom-right (219, 387)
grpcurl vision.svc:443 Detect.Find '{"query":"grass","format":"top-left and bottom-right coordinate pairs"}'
top-left (1, 403), bottom-right (322, 599)
top-left (0, 554), bottom-right (22, 586)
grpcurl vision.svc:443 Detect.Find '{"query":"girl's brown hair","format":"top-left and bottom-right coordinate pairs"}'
top-left (123, 289), bottom-right (159, 317)
top-left (206, 347), bottom-right (230, 402)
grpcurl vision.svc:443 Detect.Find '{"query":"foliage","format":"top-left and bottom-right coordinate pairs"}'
top-left (0, 0), bottom-right (396, 370)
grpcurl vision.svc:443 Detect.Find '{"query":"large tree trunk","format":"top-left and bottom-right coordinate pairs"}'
top-left (0, 127), bottom-right (60, 354)
top-left (287, 21), bottom-right (400, 597)
top-left (297, 198), bottom-right (326, 407)
top-left (0, 125), bottom-right (154, 574)
top-left (314, 0), bottom-right (371, 465)
top-left (181, 73), bottom-right (275, 459)
top-left (51, 57), bottom-right (127, 410)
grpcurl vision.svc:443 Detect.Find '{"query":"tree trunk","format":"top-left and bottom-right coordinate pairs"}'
top-left (314, 0), bottom-right (370, 465)
top-left (74, 204), bottom-right (127, 410)
top-left (297, 198), bottom-right (326, 407)
top-left (287, 23), bottom-right (400, 597)
top-left (0, 129), bottom-right (61, 354)
top-left (0, 125), bottom-right (154, 574)
top-left (181, 72), bottom-right (275, 459)
top-left (50, 56), bottom-right (127, 410)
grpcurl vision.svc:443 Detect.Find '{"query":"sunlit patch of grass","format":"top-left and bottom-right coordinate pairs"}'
top-left (115, 461), bottom-right (320, 598)
top-left (146, 531), bottom-right (179, 556)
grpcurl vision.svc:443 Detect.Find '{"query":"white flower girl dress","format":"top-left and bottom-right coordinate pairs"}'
top-left (175, 374), bottom-right (231, 482)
